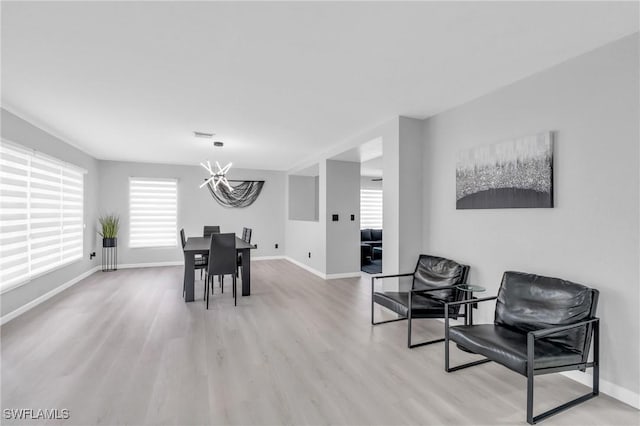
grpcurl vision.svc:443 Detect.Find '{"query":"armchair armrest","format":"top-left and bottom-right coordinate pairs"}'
top-left (371, 273), bottom-right (414, 298)
top-left (444, 296), bottom-right (497, 334)
top-left (444, 296), bottom-right (498, 308)
top-left (526, 317), bottom-right (600, 377)
top-left (529, 318), bottom-right (600, 340)
top-left (372, 273), bottom-right (414, 280)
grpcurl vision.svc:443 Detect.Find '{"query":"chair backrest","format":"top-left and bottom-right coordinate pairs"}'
top-left (242, 227), bottom-right (252, 243)
top-left (180, 228), bottom-right (187, 248)
top-left (203, 225), bottom-right (220, 237)
top-left (207, 233), bottom-right (237, 276)
top-left (411, 255), bottom-right (470, 304)
top-left (494, 271), bottom-right (599, 355)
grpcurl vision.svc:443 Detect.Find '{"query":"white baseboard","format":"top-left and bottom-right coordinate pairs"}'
top-left (284, 256), bottom-right (327, 279)
top-left (326, 272), bottom-right (362, 279)
top-left (561, 371), bottom-right (640, 409)
top-left (118, 261), bottom-right (184, 269)
top-left (252, 255), bottom-right (285, 261)
top-left (1, 266), bottom-right (100, 326)
top-left (283, 257), bottom-right (360, 280)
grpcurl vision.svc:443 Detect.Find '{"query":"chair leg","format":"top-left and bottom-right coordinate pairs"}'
top-left (407, 303), bottom-right (412, 347)
top-left (221, 275), bottom-right (224, 293)
top-left (526, 322), bottom-right (600, 424)
top-left (407, 314), bottom-right (446, 348)
top-left (444, 311), bottom-right (491, 372)
top-left (233, 275), bottom-right (237, 306)
top-left (527, 339), bottom-right (535, 424)
top-left (206, 278), bottom-right (209, 310)
top-left (372, 316), bottom-right (407, 326)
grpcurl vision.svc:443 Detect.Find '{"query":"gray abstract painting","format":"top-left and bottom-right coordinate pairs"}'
top-left (456, 132), bottom-right (553, 209)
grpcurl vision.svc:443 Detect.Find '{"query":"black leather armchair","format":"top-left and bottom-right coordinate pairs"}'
top-left (371, 255), bottom-right (470, 348)
top-left (444, 271), bottom-right (599, 424)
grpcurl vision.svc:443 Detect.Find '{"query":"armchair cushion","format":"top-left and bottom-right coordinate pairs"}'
top-left (495, 272), bottom-right (597, 353)
top-left (449, 325), bottom-right (584, 375)
top-left (371, 229), bottom-right (382, 241)
top-left (413, 255), bottom-right (468, 303)
top-left (373, 291), bottom-right (461, 319)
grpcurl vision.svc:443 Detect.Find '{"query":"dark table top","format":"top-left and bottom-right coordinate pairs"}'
top-left (183, 236), bottom-right (255, 253)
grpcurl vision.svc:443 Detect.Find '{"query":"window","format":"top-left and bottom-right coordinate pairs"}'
top-left (360, 189), bottom-right (383, 229)
top-left (0, 140), bottom-right (85, 291)
top-left (129, 178), bottom-right (177, 248)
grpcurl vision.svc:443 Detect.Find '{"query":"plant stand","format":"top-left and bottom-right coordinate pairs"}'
top-left (102, 238), bottom-right (118, 271)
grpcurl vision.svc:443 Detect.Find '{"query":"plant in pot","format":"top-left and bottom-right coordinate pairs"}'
top-left (98, 214), bottom-right (120, 248)
top-left (99, 214), bottom-right (119, 271)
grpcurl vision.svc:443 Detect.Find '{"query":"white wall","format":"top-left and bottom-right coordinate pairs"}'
top-left (422, 34), bottom-right (639, 403)
top-left (1, 108), bottom-right (100, 317)
top-left (361, 175), bottom-right (382, 190)
top-left (288, 175), bottom-right (318, 221)
top-left (326, 160), bottom-right (360, 275)
top-left (285, 119), bottom-right (399, 276)
top-left (98, 160), bottom-right (286, 264)
top-left (397, 117), bottom-right (424, 277)
top-left (285, 161), bottom-right (326, 273)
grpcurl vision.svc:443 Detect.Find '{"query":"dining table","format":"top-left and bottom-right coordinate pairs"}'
top-left (182, 236), bottom-right (256, 302)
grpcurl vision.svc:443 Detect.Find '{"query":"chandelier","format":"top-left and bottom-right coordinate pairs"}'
top-left (198, 139), bottom-right (232, 192)
top-left (196, 136), bottom-right (265, 208)
top-left (200, 160), bottom-right (233, 191)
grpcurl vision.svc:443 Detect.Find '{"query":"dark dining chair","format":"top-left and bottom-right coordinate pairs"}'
top-left (202, 226), bottom-right (220, 279)
top-left (180, 228), bottom-right (207, 297)
top-left (203, 225), bottom-right (220, 237)
top-left (205, 233), bottom-right (238, 309)
top-left (242, 227), bottom-right (252, 243)
top-left (237, 227), bottom-right (252, 278)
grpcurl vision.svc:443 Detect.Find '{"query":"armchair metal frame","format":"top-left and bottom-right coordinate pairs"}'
top-left (444, 297), bottom-right (600, 425)
top-left (371, 271), bottom-right (469, 349)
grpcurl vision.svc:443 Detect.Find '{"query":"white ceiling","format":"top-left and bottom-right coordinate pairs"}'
top-left (330, 137), bottom-right (382, 163)
top-left (2, 2), bottom-right (638, 171)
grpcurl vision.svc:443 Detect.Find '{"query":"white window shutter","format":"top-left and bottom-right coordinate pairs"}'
top-left (129, 178), bottom-right (177, 248)
top-left (360, 189), bottom-right (383, 229)
top-left (0, 140), bottom-right (84, 290)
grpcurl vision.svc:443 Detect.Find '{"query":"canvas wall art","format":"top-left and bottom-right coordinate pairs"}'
top-left (456, 132), bottom-right (553, 209)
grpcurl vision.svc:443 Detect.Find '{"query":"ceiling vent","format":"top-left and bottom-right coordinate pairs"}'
top-left (194, 131), bottom-right (215, 138)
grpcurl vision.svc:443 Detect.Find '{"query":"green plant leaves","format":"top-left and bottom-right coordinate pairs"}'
top-left (98, 214), bottom-right (120, 238)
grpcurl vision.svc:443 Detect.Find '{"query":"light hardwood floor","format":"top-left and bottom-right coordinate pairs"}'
top-left (1, 260), bottom-right (638, 425)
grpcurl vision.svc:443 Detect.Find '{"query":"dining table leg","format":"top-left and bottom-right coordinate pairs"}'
top-left (184, 252), bottom-right (195, 302)
top-left (240, 247), bottom-right (251, 296)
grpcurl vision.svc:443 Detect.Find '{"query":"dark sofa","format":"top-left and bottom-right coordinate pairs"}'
top-left (361, 228), bottom-right (382, 264)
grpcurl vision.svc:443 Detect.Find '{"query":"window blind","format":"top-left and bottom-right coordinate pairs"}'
top-left (129, 178), bottom-right (177, 248)
top-left (0, 140), bottom-right (84, 290)
top-left (360, 189), bottom-right (383, 229)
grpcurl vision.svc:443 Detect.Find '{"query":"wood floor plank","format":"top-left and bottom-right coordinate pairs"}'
top-left (1, 260), bottom-right (638, 425)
